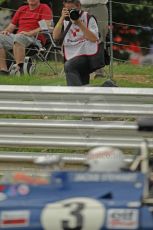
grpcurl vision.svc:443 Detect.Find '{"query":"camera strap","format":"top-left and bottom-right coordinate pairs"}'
top-left (59, 10), bottom-right (86, 46)
top-left (59, 21), bottom-right (72, 45)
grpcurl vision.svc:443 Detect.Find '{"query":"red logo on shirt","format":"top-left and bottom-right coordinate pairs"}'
top-left (70, 28), bottom-right (80, 37)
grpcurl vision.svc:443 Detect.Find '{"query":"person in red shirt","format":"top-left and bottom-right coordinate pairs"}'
top-left (0, 0), bottom-right (53, 75)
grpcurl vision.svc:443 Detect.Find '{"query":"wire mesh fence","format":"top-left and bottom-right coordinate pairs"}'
top-left (0, 0), bottom-right (153, 80)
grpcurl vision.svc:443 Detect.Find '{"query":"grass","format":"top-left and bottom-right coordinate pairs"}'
top-left (0, 61), bottom-right (152, 167)
top-left (0, 61), bottom-right (152, 87)
top-left (113, 63), bottom-right (153, 87)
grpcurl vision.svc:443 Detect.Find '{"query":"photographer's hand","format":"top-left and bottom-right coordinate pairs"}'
top-left (53, 8), bottom-right (69, 40)
top-left (74, 20), bottom-right (98, 43)
top-left (62, 8), bottom-right (70, 20)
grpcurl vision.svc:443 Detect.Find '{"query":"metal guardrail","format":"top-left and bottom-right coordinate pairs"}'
top-left (0, 86), bottom-right (152, 167)
top-left (0, 152), bottom-right (85, 164)
top-left (0, 135), bottom-right (153, 149)
top-left (0, 152), bottom-right (134, 166)
top-left (0, 119), bottom-right (152, 149)
top-left (0, 86), bottom-right (153, 117)
top-left (0, 152), bottom-right (134, 173)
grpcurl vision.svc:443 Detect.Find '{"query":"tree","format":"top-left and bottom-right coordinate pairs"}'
top-left (112, 0), bottom-right (153, 59)
top-left (1, 0), bottom-right (152, 58)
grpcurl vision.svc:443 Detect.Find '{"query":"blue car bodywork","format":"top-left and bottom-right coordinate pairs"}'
top-left (0, 170), bottom-right (152, 230)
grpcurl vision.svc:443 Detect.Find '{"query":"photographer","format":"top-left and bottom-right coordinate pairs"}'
top-left (53, 0), bottom-right (99, 86)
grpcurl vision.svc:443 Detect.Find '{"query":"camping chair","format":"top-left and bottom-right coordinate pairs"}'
top-left (8, 44), bottom-right (38, 76)
top-left (37, 20), bottom-right (63, 73)
top-left (7, 20), bottom-right (62, 76)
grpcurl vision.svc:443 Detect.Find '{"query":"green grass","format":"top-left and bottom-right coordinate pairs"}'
top-left (113, 63), bottom-right (153, 87)
top-left (0, 61), bottom-right (152, 164)
top-left (113, 63), bottom-right (153, 75)
top-left (0, 61), bottom-right (152, 87)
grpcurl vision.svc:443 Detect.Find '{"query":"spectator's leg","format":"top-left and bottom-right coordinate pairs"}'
top-left (13, 42), bottom-right (25, 65)
top-left (0, 34), bottom-right (14, 73)
top-left (0, 48), bottom-right (7, 71)
top-left (13, 34), bottom-right (27, 66)
top-left (13, 34), bottom-right (39, 73)
top-left (64, 56), bottom-right (90, 86)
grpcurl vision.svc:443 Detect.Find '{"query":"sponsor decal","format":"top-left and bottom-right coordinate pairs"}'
top-left (0, 192), bottom-right (7, 201)
top-left (0, 185), bottom-right (6, 192)
top-left (107, 209), bottom-right (139, 229)
top-left (6, 186), bottom-right (17, 197)
top-left (0, 210), bottom-right (30, 228)
top-left (17, 184), bottom-right (29, 196)
top-left (13, 172), bottom-right (49, 185)
top-left (74, 172), bottom-right (138, 182)
top-left (0, 184), bottom-right (29, 200)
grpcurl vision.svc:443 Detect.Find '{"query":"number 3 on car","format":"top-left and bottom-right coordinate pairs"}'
top-left (41, 197), bottom-right (105, 230)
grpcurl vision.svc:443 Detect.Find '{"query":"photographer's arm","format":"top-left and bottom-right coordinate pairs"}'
top-left (75, 19), bottom-right (98, 42)
top-left (53, 8), bottom-right (69, 40)
top-left (53, 17), bottom-right (64, 40)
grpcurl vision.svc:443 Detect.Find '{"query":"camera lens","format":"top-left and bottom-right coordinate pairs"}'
top-left (69, 9), bottom-right (80, 20)
top-left (65, 16), bottom-right (70, 21)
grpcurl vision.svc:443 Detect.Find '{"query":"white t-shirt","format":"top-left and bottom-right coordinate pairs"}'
top-left (80, 0), bottom-right (108, 5)
top-left (63, 12), bottom-right (99, 60)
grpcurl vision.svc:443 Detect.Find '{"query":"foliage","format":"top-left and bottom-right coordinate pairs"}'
top-left (1, 0), bottom-right (153, 60)
top-left (113, 0), bottom-right (153, 59)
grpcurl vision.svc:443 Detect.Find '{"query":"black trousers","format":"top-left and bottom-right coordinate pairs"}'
top-left (64, 55), bottom-right (90, 86)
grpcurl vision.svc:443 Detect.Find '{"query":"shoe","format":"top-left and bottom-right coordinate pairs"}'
top-left (0, 70), bottom-right (9, 76)
top-left (9, 64), bottom-right (24, 76)
top-left (18, 63), bottom-right (24, 75)
top-left (101, 80), bottom-right (118, 87)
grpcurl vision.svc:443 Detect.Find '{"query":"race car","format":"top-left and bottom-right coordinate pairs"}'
top-left (0, 118), bottom-right (152, 230)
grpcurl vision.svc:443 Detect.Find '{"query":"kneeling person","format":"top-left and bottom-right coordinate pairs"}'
top-left (53, 0), bottom-right (99, 86)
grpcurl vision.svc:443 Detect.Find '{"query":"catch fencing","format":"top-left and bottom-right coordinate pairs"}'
top-left (0, 1), bottom-right (153, 79)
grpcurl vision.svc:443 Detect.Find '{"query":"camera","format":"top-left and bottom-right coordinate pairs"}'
top-left (65, 8), bottom-right (80, 21)
top-left (70, 9), bottom-right (80, 20)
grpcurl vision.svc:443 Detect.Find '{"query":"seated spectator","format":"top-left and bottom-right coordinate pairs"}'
top-left (0, 0), bottom-right (53, 75)
top-left (53, 0), bottom-right (99, 86)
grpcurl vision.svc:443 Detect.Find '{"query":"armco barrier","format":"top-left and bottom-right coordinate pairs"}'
top-left (0, 85), bottom-right (152, 164)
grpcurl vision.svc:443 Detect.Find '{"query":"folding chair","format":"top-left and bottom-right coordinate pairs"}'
top-left (37, 20), bottom-right (63, 74)
top-left (8, 20), bottom-right (62, 76)
top-left (8, 45), bottom-right (38, 76)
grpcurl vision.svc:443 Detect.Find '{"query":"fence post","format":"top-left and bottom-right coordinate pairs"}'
top-left (109, 0), bottom-right (114, 80)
